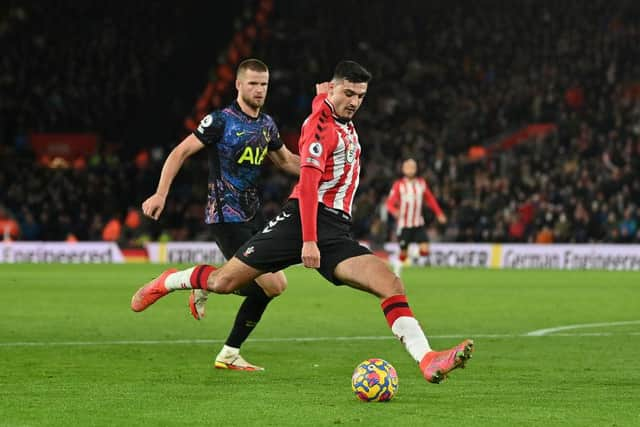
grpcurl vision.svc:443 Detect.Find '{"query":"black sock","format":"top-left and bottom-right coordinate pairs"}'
top-left (226, 282), bottom-right (272, 348)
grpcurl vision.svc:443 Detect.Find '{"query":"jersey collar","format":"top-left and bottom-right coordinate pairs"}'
top-left (324, 98), bottom-right (351, 124)
top-left (232, 100), bottom-right (261, 121)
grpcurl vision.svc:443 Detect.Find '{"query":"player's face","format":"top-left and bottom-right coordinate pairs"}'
top-left (329, 79), bottom-right (367, 120)
top-left (237, 69), bottom-right (269, 110)
top-left (402, 159), bottom-right (417, 178)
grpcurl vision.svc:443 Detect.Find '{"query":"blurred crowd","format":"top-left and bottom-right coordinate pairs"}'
top-left (0, 1), bottom-right (243, 145)
top-left (261, 0), bottom-right (640, 244)
top-left (1, 3), bottom-right (171, 142)
top-left (1, 0), bottom-right (639, 245)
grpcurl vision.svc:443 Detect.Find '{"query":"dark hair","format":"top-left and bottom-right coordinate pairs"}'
top-left (237, 58), bottom-right (269, 75)
top-left (332, 60), bottom-right (372, 83)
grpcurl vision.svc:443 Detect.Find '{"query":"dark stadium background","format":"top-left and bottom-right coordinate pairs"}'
top-left (1, 0), bottom-right (639, 248)
top-left (1, 3), bottom-right (639, 425)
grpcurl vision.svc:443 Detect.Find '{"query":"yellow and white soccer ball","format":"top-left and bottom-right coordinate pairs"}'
top-left (351, 358), bottom-right (398, 402)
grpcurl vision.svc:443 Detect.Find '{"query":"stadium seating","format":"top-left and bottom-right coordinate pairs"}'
top-left (1, 0), bottom-right (638, 244)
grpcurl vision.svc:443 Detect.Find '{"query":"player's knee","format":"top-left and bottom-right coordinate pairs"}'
top-left (262, 274), bottom-right (287, 297)
top-left (269, 278), bottom-right (287, 297)
top-left (368, 271), bottom-right (405, 299)
top-left (389, 276), bottom-right (405, 295)
top-left (376, 275), bottom-right (405, 298)
top-left (210, 272), bottom-right (238, 294)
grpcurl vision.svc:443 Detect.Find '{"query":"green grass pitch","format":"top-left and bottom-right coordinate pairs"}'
top-left (1, 264), bottom-right (639, 426)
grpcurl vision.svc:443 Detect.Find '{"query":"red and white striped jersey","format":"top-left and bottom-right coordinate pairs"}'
top-left (289, 94), bottom-right (361, 216)
top-left (386, 177), bottom-right (443, 230)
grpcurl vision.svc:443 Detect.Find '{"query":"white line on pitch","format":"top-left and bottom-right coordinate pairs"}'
top-left (525, 320), bottom-right (640, 336)
top-left (0, 331), bottom-right (638, 347)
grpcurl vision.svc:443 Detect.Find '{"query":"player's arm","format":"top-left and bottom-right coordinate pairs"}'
top-left (298, 99), bottom-right (334, 268)
top-left (143, 112), bottom-right (223, 220)
top-left (385, 181), bottom-right (400, 218)
top-left (299, 165), bottom-right (323, 268)
top-left (142, 134), bottom-right (204, 220)
top-left (423, 181), bottom-right (447, 224)
top-left (267, 145), bottom-right (300, 176)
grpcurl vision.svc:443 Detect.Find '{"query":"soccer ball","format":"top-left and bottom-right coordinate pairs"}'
top-left (351, 358), bottom-right (398, 402)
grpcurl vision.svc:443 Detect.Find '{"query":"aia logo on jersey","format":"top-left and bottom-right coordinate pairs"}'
top-left (346, 142), bottom-right (356, 164)
top-left (237, 145), bottom-right (268, 165)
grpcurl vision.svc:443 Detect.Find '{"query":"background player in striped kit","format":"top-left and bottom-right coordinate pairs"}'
top-left (386, 158), bottom-right (447, 276)
top-left (139, 59), bottom-right (299, 371)
top-left (133, 60), bottom-right (474, 385)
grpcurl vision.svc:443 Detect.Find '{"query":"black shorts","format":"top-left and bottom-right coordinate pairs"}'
top-left (235, 200), bottom-right (372, 286)
top-left (208, 213), bottom-right (265, 259)
top-left (398, 226), bottom-right (428, 250)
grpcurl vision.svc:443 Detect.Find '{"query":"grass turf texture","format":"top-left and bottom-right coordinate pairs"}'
top-left (1, 264), bottom-right (639, 426)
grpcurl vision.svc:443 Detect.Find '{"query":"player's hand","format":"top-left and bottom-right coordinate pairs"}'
top-left (437, 214), bottom-right (447, 224)
top-left (301, 241), bottom-right (321, 268)
top-left (315, 82), bottom-right (330, 95)
top-left (142, 193), bottom-right (166, 220)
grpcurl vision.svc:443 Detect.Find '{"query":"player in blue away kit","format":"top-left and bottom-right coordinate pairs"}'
top-left (141, 59), bottom-right (299, 370)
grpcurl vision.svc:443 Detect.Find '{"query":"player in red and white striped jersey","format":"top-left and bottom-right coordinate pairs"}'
top-left (132, 61), bottom-right (474, 385)
top-left (288, 90), bottom-right (361, 233)
top-left (386, 158), bottom-right (447, 276)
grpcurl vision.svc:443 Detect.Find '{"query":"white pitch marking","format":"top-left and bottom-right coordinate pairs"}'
top-left (525, 320), bottom-right (640, 336)
top-left (0, 331), bottom-right (638, 347)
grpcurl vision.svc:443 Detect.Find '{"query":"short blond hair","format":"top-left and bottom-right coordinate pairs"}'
top-left (237, 58), bottom-right (269, 78)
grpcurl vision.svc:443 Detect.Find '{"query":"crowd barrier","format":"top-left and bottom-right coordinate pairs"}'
top-left (1, 242), bottom-right (639, 271)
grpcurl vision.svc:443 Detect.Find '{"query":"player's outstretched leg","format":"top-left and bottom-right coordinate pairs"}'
top-left (381, 295), bottom-right (474, 384)
top-left (420, 339), bottom-right (474, 384)
top-left (131, 265), bottom-right (215, 312)
top-left (381, 294), bottom-right (474, 384)
top-left (335, 254), bottom-right (474, 385)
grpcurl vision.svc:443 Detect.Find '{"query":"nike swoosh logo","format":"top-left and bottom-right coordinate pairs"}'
top-left (236, 131), bottom-right (246, 136)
